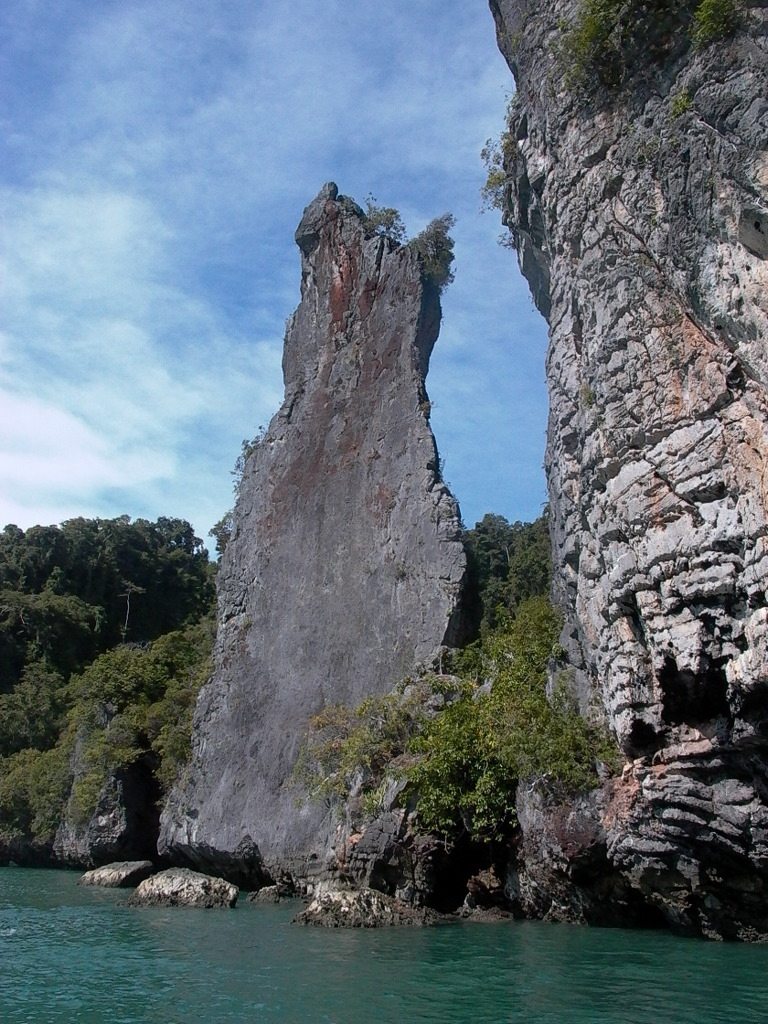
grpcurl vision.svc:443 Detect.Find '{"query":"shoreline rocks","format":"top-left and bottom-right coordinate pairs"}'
top-left (79, 861), bottom-right (156, 888)
top-left (293, 886), bottom-right (441, 928)
top-left (127, 868), bottom-right (238, 908)
top-left (247, 884), bottom-right (281, 904)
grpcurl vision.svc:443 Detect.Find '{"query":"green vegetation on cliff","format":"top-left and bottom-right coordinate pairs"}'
top-left (360, 198), bottom-right (456, 292)
top-left (0, 517), bottom-right (215, 847)
top-left (296, 510), bottom-right (616, 846)
top-left (557, 0), bottom-right (740, 89)
top-left (409, 598), bottom-right (616, 842)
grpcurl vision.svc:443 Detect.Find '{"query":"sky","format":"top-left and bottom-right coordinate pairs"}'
top-left (1, 0), bottom-right (549, 549)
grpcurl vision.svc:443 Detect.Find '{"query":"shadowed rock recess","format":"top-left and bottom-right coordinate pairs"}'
top-left (160, 184), bottom-right (467, 886)
top-left (491, 1), bottom-right (768, 938)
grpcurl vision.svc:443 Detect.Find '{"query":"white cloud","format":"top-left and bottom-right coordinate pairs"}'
top-left (1, 0), bottom-right (549, 542)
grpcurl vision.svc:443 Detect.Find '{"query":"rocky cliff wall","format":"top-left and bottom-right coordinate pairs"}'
top-left (491, 1), bottom-right (768, 937)
top-left (159, 185), bottom-right (467, 886)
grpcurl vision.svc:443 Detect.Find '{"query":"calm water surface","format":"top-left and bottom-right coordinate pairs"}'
top-left (1, 867), bottom-right (767, 1023)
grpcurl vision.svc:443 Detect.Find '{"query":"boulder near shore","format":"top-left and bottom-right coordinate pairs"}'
top-left (78, 860), bottom-right (156, 888)
top-left (294, 887), bottom-right (440, 928)
top-left (127, 867), bottom-right (238, 908)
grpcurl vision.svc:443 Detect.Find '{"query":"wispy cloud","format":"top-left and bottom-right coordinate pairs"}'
top-left (1, 0), bottom-right (548, 542)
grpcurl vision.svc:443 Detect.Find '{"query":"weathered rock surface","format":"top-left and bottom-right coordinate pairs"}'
top-left (54, 758), bottom-right (160, 868)
top-left (160, 184), bottom-right (467, 886)
top-left (322, 773), bottom-right (480, 911)
top-left (247, 884), bottom-right (281, 904)
top-left (0, 834), bottom-right (55, 868)
top-left (491, 1), bottom-right (768, 937)
top-left (79, 860), bottom-right (156, 888)
top-left (293, 886), bottom-right (440, 928)
top-left (128, 868), bottom-right (238, 908)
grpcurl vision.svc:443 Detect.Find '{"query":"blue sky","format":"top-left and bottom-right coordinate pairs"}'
top-left (1, 0), bottom-right (549, 547)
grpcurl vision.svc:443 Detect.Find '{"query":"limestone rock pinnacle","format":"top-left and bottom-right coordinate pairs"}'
top-left (159, 185), bottom-right (467, 884)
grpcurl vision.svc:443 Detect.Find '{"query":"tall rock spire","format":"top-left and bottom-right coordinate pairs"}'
top-left (160, 184), bottom-right (467, 884)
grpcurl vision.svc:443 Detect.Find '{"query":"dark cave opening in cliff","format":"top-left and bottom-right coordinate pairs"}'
top-left (658, 656), bottom-right (731, 729)
top-left (628, 719), bottom-right (661, 757)
top-left (429, 835), bottom-right (496, 913)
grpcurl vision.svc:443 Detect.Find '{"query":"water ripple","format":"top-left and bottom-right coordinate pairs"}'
top-left (2, 869), bottom-right (768, 1024)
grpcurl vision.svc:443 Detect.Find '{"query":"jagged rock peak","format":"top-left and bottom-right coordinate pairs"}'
top-left (492, 1), bottom-right (768, 938)
top-left (159, 185), bottom-right (468, 886)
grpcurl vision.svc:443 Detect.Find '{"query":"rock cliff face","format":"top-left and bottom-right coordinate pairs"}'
top-left (160, 184), bottom-right (467, 886)
top-left (54, 759), bottom-right (160, 868)
top-left (491, 1), bottom-right (768, 937)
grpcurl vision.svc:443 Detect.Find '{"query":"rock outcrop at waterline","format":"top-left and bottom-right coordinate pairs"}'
top-left (128, 867), bottom-right (239, 908)
top-left (491, 1), bottom-right (768, 937)
top-left (79, 860), bottom-right (156, 888)
top-left (159, 184), bottom-right (467, 886)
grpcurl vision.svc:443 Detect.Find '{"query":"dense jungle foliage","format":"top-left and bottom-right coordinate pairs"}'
top-left (0, 517), bottom-right (215, 847)
top-left (463, 512), bottom-right (550, 635)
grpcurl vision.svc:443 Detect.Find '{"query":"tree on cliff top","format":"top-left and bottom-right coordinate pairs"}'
top-left (363, 195), bottom-right (408, 245)
top-left (361, 197), bottom-right (455, 292)
top-left (409, 214), bottom-right (456, 292)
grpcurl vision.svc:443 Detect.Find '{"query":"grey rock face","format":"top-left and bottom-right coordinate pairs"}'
top-left (160, 184), bottom-right (467, 886)
top-left (491, 1), bottom-right (768, 936)
top-left (54, 760), bottom-right (159, 868)
top-left (78, 861), bottom-right (156, 888)
top-left (128, 867), bottom-right (238, 908)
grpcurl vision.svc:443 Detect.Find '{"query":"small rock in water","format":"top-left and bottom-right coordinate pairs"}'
top-left (247, 885), bottom-right (281, 904)
top-left (127, 867), bottom-right (238, 908)
top-left (294, 887), bottom-right (439, 928)
top-left (79, 861), bottom-right (156, 888)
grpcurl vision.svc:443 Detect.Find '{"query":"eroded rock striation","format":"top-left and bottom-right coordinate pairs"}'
top-left (491, 1), bottom-right (768, 937)
top-left (160, 184), bottom-right (467, 886)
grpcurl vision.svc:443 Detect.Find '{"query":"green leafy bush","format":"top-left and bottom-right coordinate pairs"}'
top-left (480, 113), bottom-right (517, 214)
top-left (0, 745), bottom-right (71, 842)
top-left (692, 0), bottom-right (739, 46)
top-left (670, 89), bottom-right (693, 117)
top-left (408, 598), bottom-right (617, 842)
top-left (63, 616), bottom-right (215, 820)
top-left (295, 594), bottom-right (618, 845)
top-left (293, 680), bottom-right (441, 809)
top-left (362, 195), bottom-right (408, 245)
top-left (408, 214), bottom-right (456, 292)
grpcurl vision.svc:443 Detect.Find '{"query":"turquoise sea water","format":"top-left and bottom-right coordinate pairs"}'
top-left (2, 868), bottom-right (768, 1024)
